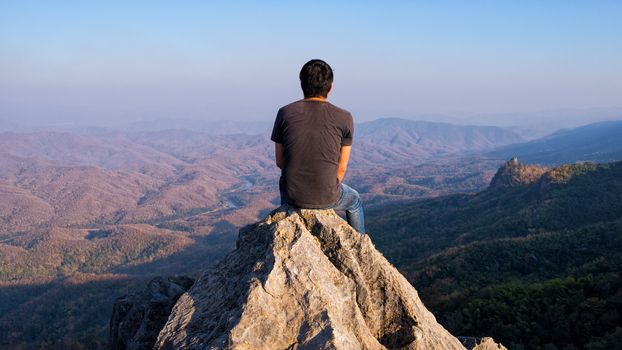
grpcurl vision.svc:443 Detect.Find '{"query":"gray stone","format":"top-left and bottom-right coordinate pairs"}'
top-left (154, 206), bottom-right (506, 349)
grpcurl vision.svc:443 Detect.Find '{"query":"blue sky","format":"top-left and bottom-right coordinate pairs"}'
top-left (1, 1), bottom-right (621, 126)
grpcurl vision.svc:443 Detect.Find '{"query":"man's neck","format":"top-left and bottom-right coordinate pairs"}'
top-left (303, 96), bottom-right (328, 102)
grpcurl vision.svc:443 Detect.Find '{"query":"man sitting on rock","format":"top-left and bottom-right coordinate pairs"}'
top-left (271, 59), bottom-right (366, 233)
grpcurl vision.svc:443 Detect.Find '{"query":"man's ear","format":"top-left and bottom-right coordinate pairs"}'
top-left (327, 83), bottom-right (333, 97)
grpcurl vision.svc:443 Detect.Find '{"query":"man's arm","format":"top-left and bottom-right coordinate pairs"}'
top-left (337, 145), bottom-right (351, 182)
top-left (275, 142), bottom-right (284, 169)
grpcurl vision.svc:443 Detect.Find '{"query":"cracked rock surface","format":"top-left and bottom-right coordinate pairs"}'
top-left (154, 206), bottom-right (505, 350)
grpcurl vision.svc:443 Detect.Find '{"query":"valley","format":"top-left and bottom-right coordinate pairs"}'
top-left (0, 118), bottom-right (620, 349)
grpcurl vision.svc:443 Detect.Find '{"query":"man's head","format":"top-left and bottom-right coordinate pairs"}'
top-left (299, 59), bottom-right (333, 98)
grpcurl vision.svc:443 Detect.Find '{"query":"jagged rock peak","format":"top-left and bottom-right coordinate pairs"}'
top-left (154, 206), bottom-right (506, 350)
top-left (489, 157), bottom-right (548, 188)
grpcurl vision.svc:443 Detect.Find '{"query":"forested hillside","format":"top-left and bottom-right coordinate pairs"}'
top-left (368, 160), bottom-right (622, 349)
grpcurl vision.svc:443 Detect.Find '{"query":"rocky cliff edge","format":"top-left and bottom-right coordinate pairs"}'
top-left (143, 206), bottom-right (505, 350)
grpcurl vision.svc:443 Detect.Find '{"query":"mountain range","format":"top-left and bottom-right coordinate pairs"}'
top-left (488, 120), bottom-right (622, 165)
top-left (0, 118), bottom-right (529, 235)
top-left (1, 118), bottom-right (621, 349)
top-left (357, 118), bottom-right (523, 152)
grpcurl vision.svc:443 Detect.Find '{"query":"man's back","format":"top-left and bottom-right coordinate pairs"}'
top-left (271, 99), bottom-right (353, 208)
top-left (271, 58), bottom-right (365, 233)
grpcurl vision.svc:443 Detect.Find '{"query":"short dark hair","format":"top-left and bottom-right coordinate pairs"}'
top-left (299, 59), bottom-right (333, 98)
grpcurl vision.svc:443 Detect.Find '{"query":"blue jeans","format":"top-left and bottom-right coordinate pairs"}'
top-left (281, 183), bottom-right (366, 234)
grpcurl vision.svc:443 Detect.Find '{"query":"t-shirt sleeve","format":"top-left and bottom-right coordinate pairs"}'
top-left (270, 109), bottom-right (284, 143)
top-left (341, 113), bottom-right (354, 146)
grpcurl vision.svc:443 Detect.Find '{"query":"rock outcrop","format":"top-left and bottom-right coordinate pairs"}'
top-left (489, 157), bottom-right (548, 188)
top-left (151, 206), bottom-right (505, 350)
top-left (110, 276), bottom-right (195, 350)
top-left (459, 337), bottom-right (506, 350)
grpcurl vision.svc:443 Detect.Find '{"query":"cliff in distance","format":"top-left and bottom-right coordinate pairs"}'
top-left (112, 206), bottom-right (505, 350)
top-left (488, 157), bottom-right (549, 188)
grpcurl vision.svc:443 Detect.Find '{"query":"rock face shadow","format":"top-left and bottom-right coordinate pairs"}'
top-left (109, 276), bottom-right (194, 350)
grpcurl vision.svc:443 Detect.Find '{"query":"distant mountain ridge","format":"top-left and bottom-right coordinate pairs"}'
top-left (488, 120), bottom-right (622, 165)
top-left (122, 117), bottom-right (525, 154)
top-left (123, 119), bottom-right (273, 134)
top-left (351, 118), bottom-right (523, 166)
top-left (357, 118), bottom-right (523, 150)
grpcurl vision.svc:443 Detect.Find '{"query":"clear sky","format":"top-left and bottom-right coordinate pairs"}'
top-left (1, 0), bottom-right (621, 126)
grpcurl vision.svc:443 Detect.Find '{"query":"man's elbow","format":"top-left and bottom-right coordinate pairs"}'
top-left (275, 156), bottom-right (284, 169)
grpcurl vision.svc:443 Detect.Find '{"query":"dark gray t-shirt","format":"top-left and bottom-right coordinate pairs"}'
top-left (271, 99), bottom-right (354, 208)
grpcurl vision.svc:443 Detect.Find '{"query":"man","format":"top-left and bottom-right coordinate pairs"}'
top-left (271, 59), bottom-right (366, 233)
